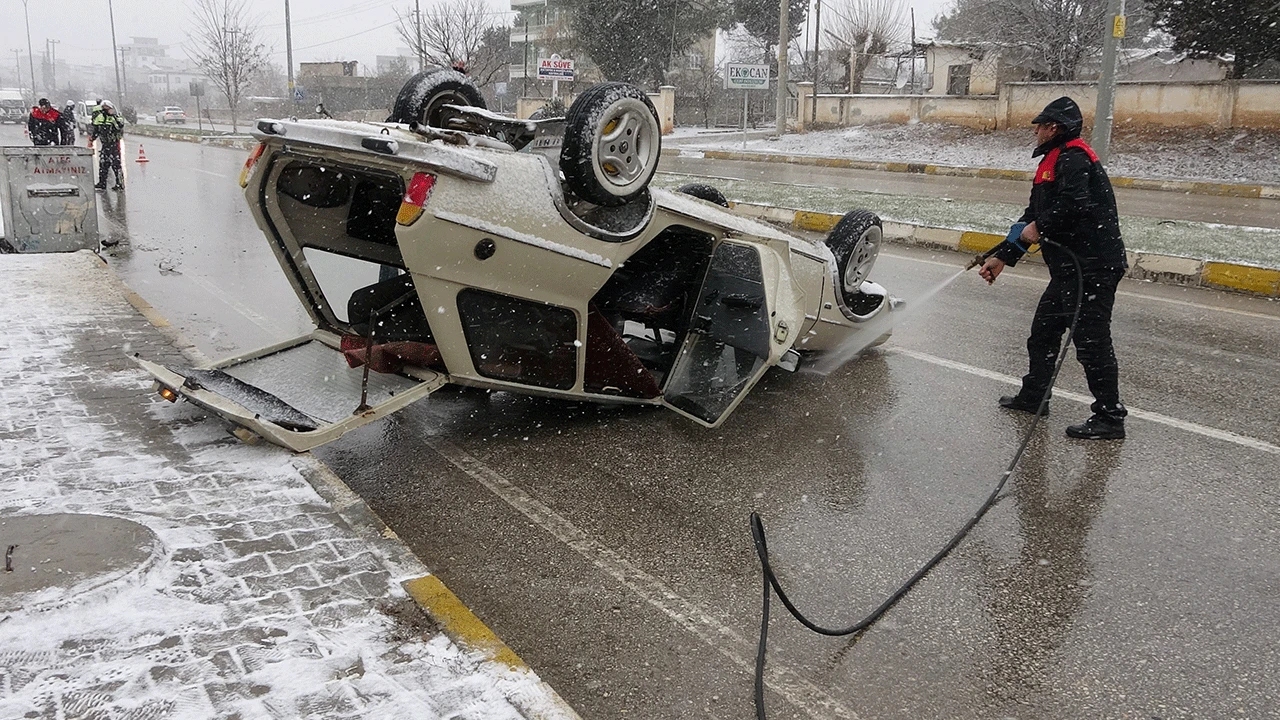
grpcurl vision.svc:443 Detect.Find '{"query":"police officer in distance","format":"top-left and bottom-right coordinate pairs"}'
top-left (979, 96), bottom-right (1128, 440)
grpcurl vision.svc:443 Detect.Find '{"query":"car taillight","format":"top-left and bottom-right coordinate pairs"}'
top-left (396, 172), bottom-right (436, 226)
top-left (239, 142), bottom-right (267, 188)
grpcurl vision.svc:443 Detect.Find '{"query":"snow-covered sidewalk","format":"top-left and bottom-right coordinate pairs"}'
top-left (0, 252), bottom-right (575, 719)
top-left (680, 123), bottom-right (1280, 186)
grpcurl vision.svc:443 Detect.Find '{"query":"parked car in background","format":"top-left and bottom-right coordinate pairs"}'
top-left (0, 88), bottom-right (27, 123)
top-left (156, 106), bottom-right (187, 124)
top-left (74, 99), bottom-right (98, 134)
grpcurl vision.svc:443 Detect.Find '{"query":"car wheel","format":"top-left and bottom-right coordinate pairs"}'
top-left (825, 210), bottom-right (883, 300)
top-left (560, 82), bottom-right (661, 207)
top-left (387, 69), bottom-right (485, 127)
top-left (676, 183), bottom-right (729, 208)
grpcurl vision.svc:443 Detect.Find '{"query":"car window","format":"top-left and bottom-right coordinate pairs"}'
top-left (277, 162), bottom-right (353, 209)
top-left (457, 289), bottom-right (578, 390)
top-left (662, 242), bottom-right (772, 423)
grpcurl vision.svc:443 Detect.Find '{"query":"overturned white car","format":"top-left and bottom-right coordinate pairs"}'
top-left (135, 72), bottom-right (893, 451)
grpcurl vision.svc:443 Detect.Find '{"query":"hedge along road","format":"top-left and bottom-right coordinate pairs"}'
top-left (28, 125), bottom-right (1280, 720)
top-left (661, 152), bottom-right (1280, 233)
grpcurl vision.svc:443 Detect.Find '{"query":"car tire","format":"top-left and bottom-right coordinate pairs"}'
top-left (676, 183), bottom-right (729, 208)
top-left (560, 82), bottom-right (661, 207)
top-left (387, 69), bottom-right (485, 127)
top-left (825, 210), bottom-right (883, 303)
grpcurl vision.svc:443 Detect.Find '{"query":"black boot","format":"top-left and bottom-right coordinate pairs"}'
top-left (94, 182), bottom-right (107, 190)
top-left (1066, 414), bottom-right (1125, 440)
top-left (999, 394), bottom-right (1048, 416)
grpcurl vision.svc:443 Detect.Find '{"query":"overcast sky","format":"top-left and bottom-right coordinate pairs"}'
top-left (2, 0), bottom-right (956, 79)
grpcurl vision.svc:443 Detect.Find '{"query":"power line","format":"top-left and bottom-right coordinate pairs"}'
top-left (261, 0), bottom-right (399, 29)
top-left (293, 19), bottom-right (401, 51)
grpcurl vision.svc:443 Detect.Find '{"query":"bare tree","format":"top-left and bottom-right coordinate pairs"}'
top-left (933, 0), bottom-right (1120, 81)
top-left (395, 0), bottom-right (510, 88)
top-left (187, 0), bottom-right (269, 132)
top-left (825, 0), bottom-right (908, 93)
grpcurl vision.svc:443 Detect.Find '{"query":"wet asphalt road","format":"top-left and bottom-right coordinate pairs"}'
top-left (8, 125), bottom-right (1277, 719)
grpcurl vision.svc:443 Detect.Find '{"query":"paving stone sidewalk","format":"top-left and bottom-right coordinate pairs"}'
top-left (0, 252), bottom-right (569, 719)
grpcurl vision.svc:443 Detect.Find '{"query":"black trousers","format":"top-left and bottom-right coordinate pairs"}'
top-left (1021, 269), bottom-right (1126, 419)
top-left (97, 141), bottom-right (123, 186)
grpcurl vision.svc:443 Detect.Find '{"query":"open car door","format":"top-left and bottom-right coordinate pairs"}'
top-left (134, 330), bottom-right (447, 452)
top-left (661, 241), bottom-right (774, 427)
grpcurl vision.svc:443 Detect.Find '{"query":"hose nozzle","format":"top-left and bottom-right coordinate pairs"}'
top-left (965, 253), bottom-right (988, 271)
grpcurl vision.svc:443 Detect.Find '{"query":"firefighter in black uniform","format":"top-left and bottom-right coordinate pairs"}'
top-left (979, 96), bottom-right (1128, 440)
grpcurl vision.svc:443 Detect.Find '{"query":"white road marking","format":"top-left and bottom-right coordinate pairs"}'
top-left (890, 347), bottom-right (1280, 456)
top-left (424, 437), bottom-right (861, 720)
top-left (185, 274), bottom-right (278, 335)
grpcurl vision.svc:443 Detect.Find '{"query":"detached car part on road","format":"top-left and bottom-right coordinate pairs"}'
top-left (134, 72), bottom-right (895, 451)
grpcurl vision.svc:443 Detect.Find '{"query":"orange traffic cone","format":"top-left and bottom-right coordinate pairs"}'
top-left (136, 145), bottom-right (150, 163)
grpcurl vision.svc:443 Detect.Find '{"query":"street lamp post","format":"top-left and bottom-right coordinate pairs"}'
top-left (22, 0), bottom-right (37, 97)
top-left (285, 0), bottom-right (297, 111)
top-left (415, 0), bottom-right (424, 73)
top-left (108, 0), bottom-right (123, 102)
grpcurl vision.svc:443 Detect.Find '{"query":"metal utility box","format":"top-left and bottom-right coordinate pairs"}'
top-left (0, 146), bottom-right (99, 253)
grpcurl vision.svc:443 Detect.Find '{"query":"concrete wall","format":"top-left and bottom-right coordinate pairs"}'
top-left (797, 83), bottom-right (999, 130)
top-left (999, 80), bottom-right (1280, 130)
top-left (796, 80), bottom-right (1280, 131)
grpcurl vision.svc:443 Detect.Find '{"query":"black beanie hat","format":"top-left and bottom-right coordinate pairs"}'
top-left (1032, 96), bottom-right (1084, 137)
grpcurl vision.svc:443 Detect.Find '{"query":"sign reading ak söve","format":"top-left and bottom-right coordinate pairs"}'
top-left (537, 57), bottom-right (575, 81)
top-left (725, 63), bottom-right (770, 90)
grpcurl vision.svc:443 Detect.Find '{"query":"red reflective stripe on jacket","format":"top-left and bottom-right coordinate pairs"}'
top-left (1034, 139), bottom-right (1099, 184)
top-left (32, 107), bottom-right (60, 123)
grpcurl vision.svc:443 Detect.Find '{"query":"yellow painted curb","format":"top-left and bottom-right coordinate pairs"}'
top-left (958, 231), bottom-right (1003, 255)
top-left (1190, 182), bottom-right (1261, 199)
top-left (1201, 263), bottom-right (1280, 296)
top-left (402, 575), bottom-right (525, 670)
top-left (794, 210), bottom-right (842, 232)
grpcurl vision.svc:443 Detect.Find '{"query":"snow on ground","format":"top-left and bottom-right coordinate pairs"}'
top-left (652, 173), bottom-right (1280, 269)
top-left (0, 253), bottom-right (558, 720)
top-left (684, 123), bottom-right (1280, 186)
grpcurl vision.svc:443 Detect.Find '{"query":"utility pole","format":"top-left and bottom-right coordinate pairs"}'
top-left (286, 0), bottom-right (297, 112)
top-left (775, 0), bottom-right (789, 136)
top-left (522, 19), bottom-right (530, 98)
top-left (108, 0), bottom-right (122, 103)
top-left (22, 0), bottom-right (37, 97)
top-left (811, 0), bottom-right (820, 125)
top-left (415, 0), bottom-right (424, 73)
top-left (1093, 0), bottom-right (1126, 166)
top-left (12, 49), bottom-right (22, 96)
top-left (119, 47), bottom-right (129, 107)
top-left (228, 28), bottom-right (240, 132)
top-left (48, 39), bottom-right (59, 93)
top-left (909, 8), bottom-right (916, 94)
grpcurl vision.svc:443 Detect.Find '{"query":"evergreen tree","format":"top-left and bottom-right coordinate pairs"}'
top-left (1148, 0), bottom-right (1280, 78)
top-left (558, 0), bottom-right (730, 87)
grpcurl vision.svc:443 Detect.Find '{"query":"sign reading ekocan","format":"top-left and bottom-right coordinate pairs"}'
top-left (725, 63), bottom-right (770, 90)
top-left (537, 57), bottom-right (575, 81)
